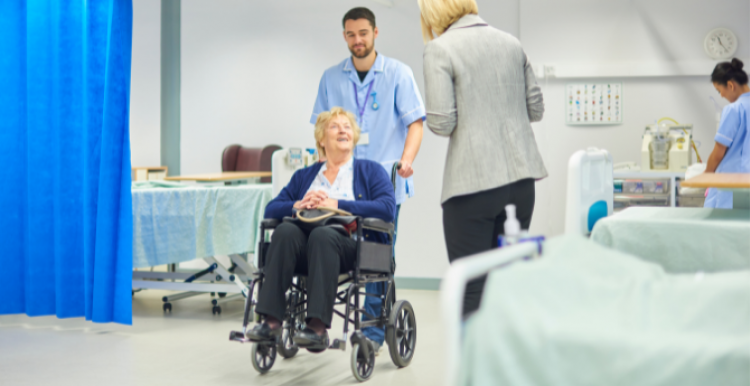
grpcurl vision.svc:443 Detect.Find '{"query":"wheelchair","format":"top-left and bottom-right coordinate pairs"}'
top-left (229, 214), bottom-right (417, 382)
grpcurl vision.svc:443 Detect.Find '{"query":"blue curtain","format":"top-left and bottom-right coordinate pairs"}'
top-left (0, 0), bottom-right (133, 324)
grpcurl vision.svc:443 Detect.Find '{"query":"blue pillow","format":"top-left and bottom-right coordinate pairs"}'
top-left (588, 200), bottom-right (608, 232)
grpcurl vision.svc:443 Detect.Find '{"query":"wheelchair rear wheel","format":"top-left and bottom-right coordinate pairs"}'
top-left (251, 342), bottom-right (277, 374)
top-left (386, 300), bottom-right (416, 368)
top-left (351, 342), bottom-right (375, 382)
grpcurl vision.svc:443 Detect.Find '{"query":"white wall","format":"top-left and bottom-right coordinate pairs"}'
top-left (520, 0), bottom-right (749, 77)
top-left (130, 0), bottom-right (743, 279)
top-left (179, 0), bottom-right (518, 279)
top-left (130, 0), bottom-right (161, 168)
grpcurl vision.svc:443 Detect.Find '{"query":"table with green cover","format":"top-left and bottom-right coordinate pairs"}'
top-left (460, 235), bottom-right (750, 386)
top-left (591, 207), bottom-right (750, 273)
top-left (132, 183), bottom-right (273, 268)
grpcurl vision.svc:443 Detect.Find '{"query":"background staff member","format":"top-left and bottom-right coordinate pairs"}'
top-left (705, 58), bottom-right (749, 209)
top-left (310, 7), bottom-right (425, 352)
top-left (419, 0), bottom-right (547, 315)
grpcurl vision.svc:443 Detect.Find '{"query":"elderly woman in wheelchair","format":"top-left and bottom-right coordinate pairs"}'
top-left (233, 107), bottom-right (416, 381)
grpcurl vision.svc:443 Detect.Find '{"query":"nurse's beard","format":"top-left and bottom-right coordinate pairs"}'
top-left (349, 44), bottom-right (374, 59)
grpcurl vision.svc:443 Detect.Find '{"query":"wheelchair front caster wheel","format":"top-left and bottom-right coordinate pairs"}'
top-left (251, 342), bottom-right (277, 374)
top-left (212, 305), bottom-right (221, 315)
top-left (163, 303), bottom-right (172, 313)
top-left (277, 327), bottom-right (299, 359)
top-left (218, 292), bottom-right (227, 298)
top-left (386, 300), bottom-right (416, 368)
top-left (351, 342), bottom-right (375, 382)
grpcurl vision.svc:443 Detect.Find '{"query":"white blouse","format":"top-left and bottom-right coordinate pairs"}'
top-left (305, 158), bottom-right (355, 201)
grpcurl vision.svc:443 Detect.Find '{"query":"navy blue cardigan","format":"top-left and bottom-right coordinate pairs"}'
top-left (264, 159), bottom-right (396, 244)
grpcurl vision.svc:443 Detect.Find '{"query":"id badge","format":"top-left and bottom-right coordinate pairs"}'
top-left (358, 132), bottom-right (370, 146)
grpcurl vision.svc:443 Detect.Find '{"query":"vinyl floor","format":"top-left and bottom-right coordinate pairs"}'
top-left (0, 288), bottom-right (445, 386)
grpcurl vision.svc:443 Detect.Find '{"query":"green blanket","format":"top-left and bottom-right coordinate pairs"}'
top-left (132, 184), bottom-right (273, 268)
top-left (591, 207), bottom-right (750, 273)
top-left (460, 235), bottom-right (750, 386)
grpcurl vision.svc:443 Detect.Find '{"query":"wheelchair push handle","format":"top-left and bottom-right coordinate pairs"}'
top-left (390, 162), bottom-right (402, 192)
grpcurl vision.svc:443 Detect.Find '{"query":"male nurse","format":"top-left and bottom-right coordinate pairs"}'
top-left (310, 7), bottom-right (425, 353)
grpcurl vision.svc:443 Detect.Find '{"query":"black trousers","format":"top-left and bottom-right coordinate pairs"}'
top-left (255, 222), bottom-right (356, 328)
top-left (442, 178), bottom-right (535, 315)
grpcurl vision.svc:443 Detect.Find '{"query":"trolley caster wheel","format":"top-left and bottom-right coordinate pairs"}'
top-left (210, 292), bottom-right (216, 297)
top-left (212, 305), bottom-right (222, 315)
top-left (251, 342), bottom-right (277, 374)
top-left (386, 300), bottom-right (417, 368)
top-left (163, 303), bottom-right (172, 313)
top-left (351, 341), bottom-right (375, 382)
top-left (218, 292), bottom-right (227, 298)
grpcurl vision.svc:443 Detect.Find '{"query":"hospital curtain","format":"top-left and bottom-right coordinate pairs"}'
top-left (0, 0), bottom-right (133, 324)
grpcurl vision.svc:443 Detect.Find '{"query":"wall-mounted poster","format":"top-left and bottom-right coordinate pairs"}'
top-left (566, 83), bottom-right (622, 125)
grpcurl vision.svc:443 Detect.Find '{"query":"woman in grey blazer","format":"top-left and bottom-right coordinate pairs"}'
top-left (419, 0), bottom-right (547, 315)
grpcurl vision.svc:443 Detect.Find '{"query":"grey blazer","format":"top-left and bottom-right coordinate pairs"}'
top-left (424, 14), bottom-right (548, 203)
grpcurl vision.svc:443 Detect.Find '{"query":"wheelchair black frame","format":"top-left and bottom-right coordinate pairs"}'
top-left (250, 216), bottom-right (396, 347)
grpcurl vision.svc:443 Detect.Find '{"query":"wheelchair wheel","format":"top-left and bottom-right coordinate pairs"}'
top-left (250, 342), bottom-right (276, 374)
top-left (351, 342), bottom-right (375, 382)
top-left (277, 326), bottom-right (298, 359)
top-left (386, 300), bottom-right (416, 368)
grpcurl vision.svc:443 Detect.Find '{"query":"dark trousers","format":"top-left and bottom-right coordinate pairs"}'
top-left (255, 222), bottom-right (356, 328)
top-left (442, 179), bottom-right (535, 315)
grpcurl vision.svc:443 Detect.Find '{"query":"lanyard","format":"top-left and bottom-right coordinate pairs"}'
top-left (353, 80), bottom-right (375, 122)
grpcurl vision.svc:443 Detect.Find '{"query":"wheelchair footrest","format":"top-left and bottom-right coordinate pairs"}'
top-left (229, 331), bottom-right (249, 343)
top-left (329, 338), bottom-right (346, 351)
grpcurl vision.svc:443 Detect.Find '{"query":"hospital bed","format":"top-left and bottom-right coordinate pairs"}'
top-left (131, 146), bottom-right (312, 314)
top-left (441, 235), bottom-right (750, 386)
top-left (439, 148), bottom-right (750, 385)
top-left (131, 182), bottom-right (273, 313)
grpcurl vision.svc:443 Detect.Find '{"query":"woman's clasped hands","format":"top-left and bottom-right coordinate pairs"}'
top-left (294, 190), bottom-right (338, 210)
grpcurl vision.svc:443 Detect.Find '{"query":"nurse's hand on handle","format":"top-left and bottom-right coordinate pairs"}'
top-left (397, 159), bottom-right (413, 178)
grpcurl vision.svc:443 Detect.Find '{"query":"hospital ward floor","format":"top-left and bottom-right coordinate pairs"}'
top-left (0, 289), bottom-right (443, 386)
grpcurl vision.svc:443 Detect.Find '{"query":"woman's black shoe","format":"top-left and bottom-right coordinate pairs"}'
top-left (293, 327), bottom-right (329, 352)
top-left (245, 322), bottom-right (282, 342)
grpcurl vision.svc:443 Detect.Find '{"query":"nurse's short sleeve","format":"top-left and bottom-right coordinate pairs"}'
top-left (310, 72), bottom-right (329, 125)
top-left (394, 64), bottom-right (426, 128)
top-left (715, 104), bottom-right (739, 147)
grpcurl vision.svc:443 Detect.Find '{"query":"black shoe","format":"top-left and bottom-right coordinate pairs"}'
top-left (293, 327), bottom-right (329, 352)
top-left (245, 322), bottom-right (281, 342)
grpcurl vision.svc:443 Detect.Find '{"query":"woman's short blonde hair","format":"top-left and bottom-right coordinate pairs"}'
top-left (314, 106), bottom-right (361, 157)
top-left (417, 0), bottom-right (478, 43)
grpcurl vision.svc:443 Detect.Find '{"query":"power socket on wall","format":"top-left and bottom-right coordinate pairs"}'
top-left (534, 64), bottom-right (556, 79)
top-left (544, 65), bottom-right (556, 78)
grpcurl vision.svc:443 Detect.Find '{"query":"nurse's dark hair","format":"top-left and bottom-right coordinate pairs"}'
top-left (711, 58), bottom-right (748, 86)
top-left (343, 7), bottom-right (376, 30)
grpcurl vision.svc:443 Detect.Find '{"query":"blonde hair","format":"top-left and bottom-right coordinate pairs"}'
top-left (314, 107), bottom-right (360, 157)
top-left (417, 0), bottom-right (478, 43)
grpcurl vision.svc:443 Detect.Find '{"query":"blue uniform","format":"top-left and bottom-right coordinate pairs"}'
top-left (311, 53), bottom-right (425, 205)
top-left (705, 92), bottom-right (750, 209)
top-left (311, 53), bottom-right (425, 344)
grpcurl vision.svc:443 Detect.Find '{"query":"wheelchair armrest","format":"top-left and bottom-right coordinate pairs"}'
top-left (362, 218), bottom-right (394, 233)
top-left (261, 218), bottom-right (280, 229)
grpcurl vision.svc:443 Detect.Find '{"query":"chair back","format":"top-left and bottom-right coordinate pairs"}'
top-left (564, 147), bottom-right (613, 235)
top-left (222, 144), bottom-right (281, 183)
